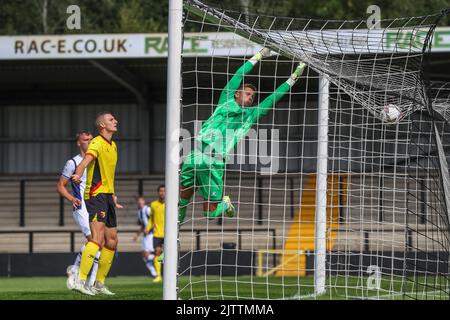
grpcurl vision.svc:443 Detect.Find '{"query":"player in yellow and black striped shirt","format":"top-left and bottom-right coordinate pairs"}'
top-left (84, 134), bottom-right (118, 199)
top-left (71, 111), bottom-right (123, 296)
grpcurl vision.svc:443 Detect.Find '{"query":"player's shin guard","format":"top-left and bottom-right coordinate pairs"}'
top-left (78, 241), bottom-right (100, 282)
top-left (95, 246), bottom-right (115, 285)
top-left (178, 198), bottom-right (190, 223)
top-left (204, 201), bottom-right (228, 219)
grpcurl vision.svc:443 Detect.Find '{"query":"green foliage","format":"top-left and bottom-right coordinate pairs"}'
top-left (205, 0), bottom-right (450, 25)
top-left (285, 0), bottom-right (450, 24)
top-left (0, 0), bottom-right (448, 35)
top-left (0, 0), bottom-right (170, 35)
top-left (118, 0), bottom-right (169, 33)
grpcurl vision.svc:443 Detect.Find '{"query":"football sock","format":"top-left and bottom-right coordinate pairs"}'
top-left (78, 241), bottom-right (100, 282)
top-left (95, 246), bottom-right (116, 285)
top-left (178, 198), bottom-right (190, 223)
top-left (154, 254), bottom-right (162, 277)
top-left (88, 250), bottom-right (101, 287)
top-left (73, 244), bottom-right (86, 268)
top-left (144, 254), bottom-right (157, 277)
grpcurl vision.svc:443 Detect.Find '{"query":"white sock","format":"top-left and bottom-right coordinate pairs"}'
top-left (73, 244), bottom-right (86, 269)
top-left (145, 254), bottom-right (157, 277)
top-left (88, 250), bottom-right (101, 287)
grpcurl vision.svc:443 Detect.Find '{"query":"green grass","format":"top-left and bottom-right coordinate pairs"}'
top-left (178, 275), bottom-right (450, 300)
top-left (0, 276), bottom-right (447, 300)
top-left (0, 276), bottom-right (163, 300)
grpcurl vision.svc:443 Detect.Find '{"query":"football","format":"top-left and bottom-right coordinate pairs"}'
top-left (380, 104), bottom-right (401, 123)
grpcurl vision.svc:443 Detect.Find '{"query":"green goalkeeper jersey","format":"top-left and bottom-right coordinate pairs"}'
top-left (197, 60), bottom-right (291, 159)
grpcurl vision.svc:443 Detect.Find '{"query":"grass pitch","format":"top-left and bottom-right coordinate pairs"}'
top-left (0, 276), bottom-right (447, 300)
top-left (0, 276), bottom-right (162, 300)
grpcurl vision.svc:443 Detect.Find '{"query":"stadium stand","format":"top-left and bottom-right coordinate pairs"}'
top-left (1, 172), bottom-right (437, 256)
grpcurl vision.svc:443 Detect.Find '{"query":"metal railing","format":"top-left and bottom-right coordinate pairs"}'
top-left (2, 176), bottom-right (165, 227)
top-left (0, 175), bottom-right (302, 227)
top-left (0, 173), bottom-right (433, 229)
top-left (187, 228), bottom-right (277, 251)
top-left (0, 227), bottom-right (276, 253)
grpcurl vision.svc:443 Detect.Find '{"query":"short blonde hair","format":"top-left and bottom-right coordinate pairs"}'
top-left (95, 111), bottom-right (113, 128)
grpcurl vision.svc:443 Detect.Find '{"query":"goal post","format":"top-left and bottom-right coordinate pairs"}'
top-left (163, 0), bottom-right (183, 300)
top-left (314, 73), bottom-right (330, 296)
top-left (168, 0), bottom-right (450, 300)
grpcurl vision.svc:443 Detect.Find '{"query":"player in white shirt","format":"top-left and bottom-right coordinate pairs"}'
top-left (133, 196), bottom-right (157, 278)
top-left (57, 131), bottom-right (100, 293)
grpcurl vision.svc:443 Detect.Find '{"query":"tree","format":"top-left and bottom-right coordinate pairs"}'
top-left (0, 0), bottom-right (447, 35)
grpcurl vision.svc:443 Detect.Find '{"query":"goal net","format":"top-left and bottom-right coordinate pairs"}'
top-left (175, 0), bottom-right (450, 299)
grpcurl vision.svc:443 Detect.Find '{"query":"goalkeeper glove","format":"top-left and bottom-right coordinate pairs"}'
top-left (286, 62), bottom-right (306, 86)
top-left (249, 47), bottom-right (272, 65)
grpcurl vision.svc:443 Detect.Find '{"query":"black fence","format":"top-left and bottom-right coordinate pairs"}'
top-left (1, 174), bottom-right (350, 227)
top-left (0, 227), bottom-right (277, 253)
top-left (10, 176), bottom-right (164, 227)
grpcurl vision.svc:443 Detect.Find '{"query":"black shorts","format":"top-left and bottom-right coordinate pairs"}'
top-left (85, 193), bottom-right (117, 228)
top-left (153, 237), bottom-right (164, 249)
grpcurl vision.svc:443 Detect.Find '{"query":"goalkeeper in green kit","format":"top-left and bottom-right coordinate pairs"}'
top-left (178, 48), bottom-right (306, 223)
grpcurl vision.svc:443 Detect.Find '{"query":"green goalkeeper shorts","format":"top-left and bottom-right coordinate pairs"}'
top-left (180, 150), bottom-right (225, 202)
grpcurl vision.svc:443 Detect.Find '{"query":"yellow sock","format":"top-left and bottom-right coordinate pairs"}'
top-left (79, 241), bottom-right (100, 281)
top-left (154, 255), bottom-right (162, 277)
top-left (95, 246), bottom-right (115, 284)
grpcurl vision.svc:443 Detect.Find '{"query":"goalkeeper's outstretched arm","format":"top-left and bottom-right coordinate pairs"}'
top-left (250, 62), bottom-right (306, 119)
top-left (218, 48), bottom-right (272, 104)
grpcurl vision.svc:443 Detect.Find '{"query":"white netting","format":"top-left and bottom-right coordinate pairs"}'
top-left (432, 81), bottom-right (450, 122)
top-left (175, 0), bottom-right (450, 300)
top-left (186, 0), bottom-right (440, 120)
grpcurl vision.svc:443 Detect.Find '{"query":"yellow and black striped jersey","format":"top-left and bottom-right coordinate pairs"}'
top-left (84, 135), bottom-right (117, 199)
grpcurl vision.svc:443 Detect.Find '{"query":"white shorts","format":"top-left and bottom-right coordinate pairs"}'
top-left (73, 203), bottom-right (91, 238)
top-left (142, 233), bottom-right (154, 253)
